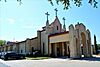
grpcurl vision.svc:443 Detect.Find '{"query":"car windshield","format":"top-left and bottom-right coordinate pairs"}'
top-left (7, 52), bottom-right (16, 55)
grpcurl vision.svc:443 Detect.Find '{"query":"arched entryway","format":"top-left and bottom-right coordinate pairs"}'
top-left (81, 32), bottom-right (87, 57)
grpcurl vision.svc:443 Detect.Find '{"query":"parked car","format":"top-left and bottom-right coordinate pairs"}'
top-left (2, 52), bottom-right (25, 60)
top-left (32, 50), bottom-right (41, 56)
top-left (97, 50), bottom-right (100, 54)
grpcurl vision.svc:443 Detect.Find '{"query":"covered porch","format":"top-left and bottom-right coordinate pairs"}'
top-left (48, 32), bottom-right (70, 57)
top-left (49, 42), bottom-right (70, 57)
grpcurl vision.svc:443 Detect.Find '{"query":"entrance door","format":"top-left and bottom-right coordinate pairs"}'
top-left (51, 43), bottom-right (55, 56)
top-left (64, 42), bottom-right (67, 56)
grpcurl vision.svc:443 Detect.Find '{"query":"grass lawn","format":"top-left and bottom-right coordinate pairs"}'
top-left (25, 57), bottom-right (51, 60)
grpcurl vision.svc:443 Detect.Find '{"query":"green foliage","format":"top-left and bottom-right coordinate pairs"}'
top-left (26, 57), bottom-right (51, 60)
top-left (0, 0), bottom-right (98, 9)
top-left (97, 44), bottom-right (100, 50)
top-left (48, 0), bottom-right (98, 10)
top-left (0, 0), bottom-right (21, 2)
top-left (0, 0), bottom-right (22, 5)
top-left (0, 40), bottom-right (6, 46)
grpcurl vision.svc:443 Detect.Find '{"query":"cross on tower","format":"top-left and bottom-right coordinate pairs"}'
top-left (45, 12), bottom-right (50, 21)
top-left (63, 17), bottom-right (66, 31)
top-left (63, 17), bottom-right (65, 24)
top-left (54, 8), bottom-right (58, 17)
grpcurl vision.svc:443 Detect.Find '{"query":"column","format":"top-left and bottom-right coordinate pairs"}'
top-left (62, 42), bottom-right (64, 56)
top-left (49, 43), bottom-right (51, 56)
top-left (54, 43), bottom-right (57, 57)
top-left (64, 42), bottom-right (67, 56)
top-left (69, 38), bottom-right (77, 58)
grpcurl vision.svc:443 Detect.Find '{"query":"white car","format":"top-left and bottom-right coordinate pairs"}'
top-left (0, 52), bottom-right (7, 59)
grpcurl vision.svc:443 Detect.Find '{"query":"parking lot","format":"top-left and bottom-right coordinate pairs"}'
top-left (0, 55), bottom-right (100, 67)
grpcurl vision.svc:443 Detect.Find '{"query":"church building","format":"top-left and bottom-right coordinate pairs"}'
top-left (0, 8), bottom-right (92, 58)
top-left (37, 8), bottom-right (92, 58)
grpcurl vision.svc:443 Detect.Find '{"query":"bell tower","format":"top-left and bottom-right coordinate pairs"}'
top-left (45, 12), bottom-right (50, 34)
top-left (62, 17), bottom-right (66, 32)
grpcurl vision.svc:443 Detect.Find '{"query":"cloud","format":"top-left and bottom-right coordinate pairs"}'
top-left (7, 18), bottom-right (15, 24)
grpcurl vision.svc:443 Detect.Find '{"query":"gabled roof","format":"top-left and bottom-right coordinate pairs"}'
top-left (42, 16), bottom-right (61, 30)
top-left (53, 16), bottom-right (61, 25)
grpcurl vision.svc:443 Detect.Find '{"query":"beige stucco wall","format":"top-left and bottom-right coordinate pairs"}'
top-left (8, 46), bottom-right (11, 51)
top-left (19, 42), bottom-right (26, 54)
top-left (41, 31), bottom-right (46, 55)
top-left (69, 23), bottom-right (92, 58)
top-left (31, 38), bottom-right (38, 51)
top-left (12, 44), bottom-right (17, 52)
top-left (26, 39), bottom-right (31, 54)
top-left (49, 33), bottom-right (69, 43)
top-left (3, 46), bottom-right (6, 52)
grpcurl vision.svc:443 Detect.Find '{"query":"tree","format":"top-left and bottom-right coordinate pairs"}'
top-left (0, 0), bottom-right (22, 5)
top-left (0, 0), bottom-right (98, 9)
top-left (0, 0), bottom-right (21, 2)
top-left (94, 35), bottom-right (98, 54)
top-left (0, 40), bottom-right (6, 46)
top-left (48, 0), bottom-right (98, 9)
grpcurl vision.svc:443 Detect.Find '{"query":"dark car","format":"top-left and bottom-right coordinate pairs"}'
top-left (97, 50), bottom-right (100, 54)
top-left (2, 52), bottom-right (25, 60)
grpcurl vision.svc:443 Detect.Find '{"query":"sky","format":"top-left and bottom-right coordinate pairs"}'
top-left (0, 0), bottom-right (100, 44)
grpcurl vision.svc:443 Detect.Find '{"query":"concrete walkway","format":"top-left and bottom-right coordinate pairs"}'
top-left (0, 59), bottom-right (9, 67)
top-left (0, 55), bottom-right (100, 67)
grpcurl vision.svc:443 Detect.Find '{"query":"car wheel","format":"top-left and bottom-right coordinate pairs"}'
top-left (4, 57), bottom-right (7, 60)
top-left (22, 56), bottom-right (25, 59)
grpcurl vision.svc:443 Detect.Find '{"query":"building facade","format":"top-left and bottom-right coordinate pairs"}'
top-left (37, 16), bottom-right (92, 58)
top-left (0, 15), bottom-right (92, 58)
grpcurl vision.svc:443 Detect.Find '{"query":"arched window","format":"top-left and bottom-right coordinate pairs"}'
top-left (32, 47), bottom-right (34, 52)
top-left (57, 26), bottom-right (58, 30)
top-left (21, 50), bottom-right (23, 53)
